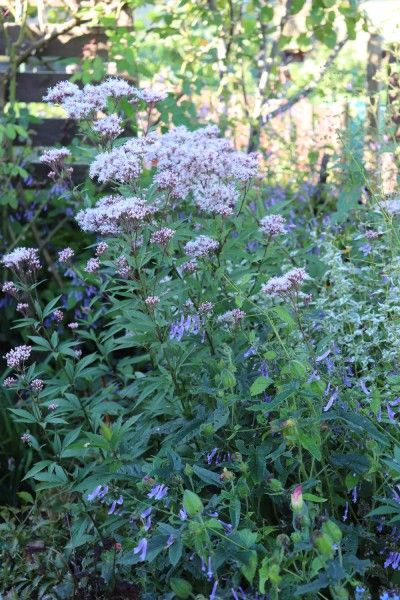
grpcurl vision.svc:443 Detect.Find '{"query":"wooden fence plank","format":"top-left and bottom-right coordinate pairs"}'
top-left (15, 72), bottom-right (71, 102)
top-left (0, 25), bottom-right (107, 57)
top-left (26, 118), bottom-right (79, 146)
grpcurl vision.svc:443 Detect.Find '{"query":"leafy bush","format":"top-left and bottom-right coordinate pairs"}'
top-left (1, 79), bottom-right (400, 600)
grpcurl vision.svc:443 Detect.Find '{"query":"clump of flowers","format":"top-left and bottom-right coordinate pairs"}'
top-left (76, 196), bottom-right (157, 234)
top-left (259, 214), bottom-right (286, 237)
top-left (2, 247), bottom-right (41, 276)
top-left (58, 247), bottom-right (75, 263)
top-left (93, 114), bottom-right (124, 140)
top-left (184, 236), bottom-right (219, 259)
top-left (262, 267), bottom-right (307, 298)
top-left (5, 345), bottom-right (32, 369)
top-left (150, 228), bottom-right (175, 246)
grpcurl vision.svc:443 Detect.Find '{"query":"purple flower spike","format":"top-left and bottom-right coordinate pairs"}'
top-left (387, 405), bottom-right (397, 424)
top-left (207, 556), bottom-right (213, 580)
top-left (360, 380), bottom-right (370, 395)
top-left (141, 506), bottom-right (153, 531)
top-left (133, 537), bottom-right (147, 562)
top-left (179, 507), bottom-right (188, 521)
top-left (147, 483), bottom-right (168, 501)
top-left (209, 580), bottom-right (219, 600)
top-left (323, 388), bottom-right (338, 412)
top-left (342, 501), bottom-right (349, 522)
top-left (231, 590), bottom-right (240, 600)
top-left (87, 484), bottom-right (108, 502)
top-left (166, 534), bottom-right (175, 547)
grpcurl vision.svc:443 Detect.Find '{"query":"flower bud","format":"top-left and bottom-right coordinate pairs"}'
top-left (183, 490), bottom-right (203, 517)
top-left (322, 520), bottom-right (342, 543)
top-left (291, 485), bottom-right (303, 512)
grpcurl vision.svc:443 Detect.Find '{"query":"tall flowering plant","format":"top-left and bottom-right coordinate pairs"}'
top-left (0, 79), bottom-right (374, 599)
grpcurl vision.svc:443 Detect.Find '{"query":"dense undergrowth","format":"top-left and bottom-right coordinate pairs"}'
top-left (1, 80), bottom-right (400, 600)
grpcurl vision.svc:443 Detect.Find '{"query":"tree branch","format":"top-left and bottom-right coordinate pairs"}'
top-left (263, 38), bottom-right (348, 123)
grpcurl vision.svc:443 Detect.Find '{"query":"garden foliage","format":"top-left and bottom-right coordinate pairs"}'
top-left (1, 78), bottom-right (400, 600)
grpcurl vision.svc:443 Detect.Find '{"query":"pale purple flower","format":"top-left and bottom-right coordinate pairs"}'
top-left (53, 309), bottom-right (64, 322)
top-left (150, 227), bottom-right (175, 245)
top-left (198, 302), bottom-right (214, 315)
top-left (21, 432), bottom-right (32, 445)
top-left (141, 506), bottom-right (152, 531)
top-left (181, 259), bottom-right (198, 274)
top-left (166, 534), bottom-right (175, 547)
top-left (207, 556), bottom-right (213, 580)
top-left (342, 501), bottom-right (349, 522)
top-left (87, 484), bottom-right (109, 502)
top-left (115, 255), bottom-right (130, 278)
top-left (323, 388), bottom-right (338, 412)
top-left (259, 214), bottom-right (286, 236)
top-left (93, 114), bottom-right (123, 140)
top-left (365, 229), bottom-right (380, 240)
top-left (262, 267), bottom-right (307, 298)
top-left (384, 551), bottom-right (400, 570)
top-left (316, 349), bottom-right (331, 363)
top-left (58, 247), bottom-right (75, 263)
top-left (133, 537), bottom-right (147, 561)
top-left (217, 308), bottom-right (246, 325)
top-left (43, 80), bottom-right (80, 103)
top-left (108, 495), bottom-right (124, 515)
top-left (3, 376), bottom-right (17, 387)
top-left (2, 247), bottom-right (41, 274)
top-left (209, 579), bottom-right (219, 600)
top-left (48, 402), bottom-right (58, 412)
top-left (352, 486), bottom-right (358, 503)
top-left (145, 295), bottom-right (160, 308)
top-left (68, 322), bottom-right (79, 330)
top-left (16, 303), bottom-right (29, 313)
top-left (184, 236), bottom-right (219, 259)
top-left (360, 380), bottom-right (370, 395)
top-left (40, 148), bottom-right (70, 167)
top-left (30, 378), bottom-right (44, 392)
top-left (85, 258), bottom-right (100, 273)
top-left (95, 242), bottom-right (109, 256)
top-left (147, 483), bottom-right (168, 501)
top-left (179, 507), bottom-right (188, 521)
top-left (2, 281), bottom-right (18, 295)
top-left (136, 88), bottom-right (168, 104)
top-left (76, 195), bottom-right (156, 234)
top-left (5, 345), bottom-right (32, 369)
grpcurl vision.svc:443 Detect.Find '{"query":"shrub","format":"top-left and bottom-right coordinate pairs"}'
top-left (1, 79), bottom-right (399, 600)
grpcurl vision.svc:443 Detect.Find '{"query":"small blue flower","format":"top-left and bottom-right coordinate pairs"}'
top-left (147, 483), bottom-right (168, 501)
top-left (133, 537), bottom-right (147, 561)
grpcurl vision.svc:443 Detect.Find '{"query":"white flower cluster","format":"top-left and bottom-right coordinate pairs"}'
top-left (76, 195), bottom-right (157, 235)
top-left (5, 345), bottom-right (32, 369)
top-left (262, 267), bottom-right (307, 297)
top-left (193, 182), bottom-right (238, 217)
top-left (184, 235), bottom-right (219, 259)
top-left (58, 247), bottom-right (75, 263)
top-left (217, 309), bottom-right (246, 324)
top-left (2, 247), bottom-right (41, 273)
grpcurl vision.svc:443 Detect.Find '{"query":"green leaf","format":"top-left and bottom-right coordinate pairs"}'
top-left (170, 578), bottom-right (192, 599)
top-left (23, 460), bottom-right (53, 481)
top-left (303, 493), bottom-right (327, 503)
top-left (290, 0), bottom-right (306, 14)
top-left (250, 376), bottom-right (270, 396)
top-left (192, 464), bottom-right (222, 487)
top-left (241, 550), bottom-right (257, 584)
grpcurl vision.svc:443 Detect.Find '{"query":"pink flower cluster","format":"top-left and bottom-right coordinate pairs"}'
top-left (30, 378), bottom-right (44, 392)
top-left (148, 125), bottom-right (259, 214)
top-left (85, 258), bottom-right (100, 273)
top-left (262, 267), bottom-right (307, 297)
top-left (40, 148), bottom-right (71, 166)
top-left (145, 295), bottom-right (160, 308)
top-left (184, 236), bottom-right (219, 259)
top-left (76, 195), bottom-right (157, 234)
top-left (260, 214), bottom-right (286, 237)
top-left (150, 228), bottom-right (175, 246)
top-left (58, 247), bottom-right (75, 263)
top-left (95, 242), bottom-right (109, 256)
top-left (43, 78), bottom-right (136, 118)
top-left (217, 309), bottom-right (246, 324)
top-left (2, 247), bottom-right (41, 274)
top-left (44, 79), bottom-right (167, 118)
top-left (2, 281), bottom-right (18, 295)
top-left (89, 134), bottom-right (158, 184)
top-left (5, 345), bottom-right (32, 369)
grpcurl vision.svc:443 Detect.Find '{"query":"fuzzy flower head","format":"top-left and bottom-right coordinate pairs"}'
top-left (30, 378), bottom-right (44, 392)
top-left (5, 345), bottom-right (32, 369)
top-left (184, 235), bottom-right (219, 259)
top-left (135, 88), bottom-right (168, 105)
top-left (3, 376), bottom-right (17, 387)
top-left (93, 114), bottom-right (124, 140)
top-left (53, 309), bottom-right (64, 322)
top-left (2, 281), bottom-right (18, 295)
top-left (145, 295), bottom-right (160, 309)
top-left (95, 242), bottom-right (109, 256)
top-left (2, 247), bottom-right (41, 275)
top-left (217, 308), bottom-right (246, 325)
top-left (76, 195), bottom-right (157, 235)
top-left (260, 214), bottom-right (286, 237)
top-left (43, 80), bottom-right (80, 103)
top-left (115, 255), bottom-right (130, 278)
top-left (40, 148), bottom-right (70, 167)
top-left (85, 258), bottom-right (100, 274)
top-left (58, 247), bottom-right (74, 263)
top-left (262, 267), bottom-right (307, 298)
top-left (16, 303), bottom-right (29, 314)
top-left (150, 227), bottom-right (175, 246)
top-left (20, 432), bottom-right (32, 445)
top-left (181, 260), bottom-right (198, 275)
